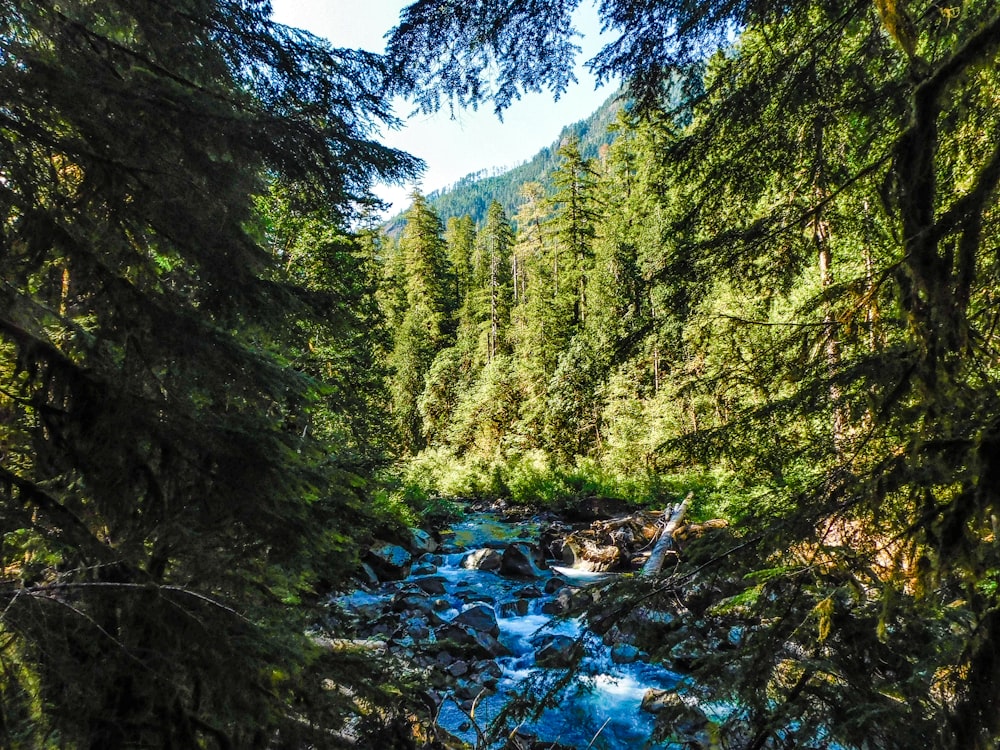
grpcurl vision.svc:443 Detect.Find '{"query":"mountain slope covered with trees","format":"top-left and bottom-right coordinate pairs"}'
top-left (382, 92), bottom-right (621, 236)
top-left (423, 93), bottom-right (621, 228)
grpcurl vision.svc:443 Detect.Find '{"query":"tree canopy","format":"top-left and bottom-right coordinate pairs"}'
top-left (0, 1), bottom-right (418, 746)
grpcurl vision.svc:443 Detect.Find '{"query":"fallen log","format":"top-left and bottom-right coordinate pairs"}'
top-left (641, 492), bottom-right (693, 577)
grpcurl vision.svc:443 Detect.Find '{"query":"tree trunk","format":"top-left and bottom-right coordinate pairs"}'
top-left (815, 214), bottom-right (845, 454)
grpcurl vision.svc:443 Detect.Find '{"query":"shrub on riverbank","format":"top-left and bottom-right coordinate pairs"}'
top-left (389, 447), bottom-right (763, 522)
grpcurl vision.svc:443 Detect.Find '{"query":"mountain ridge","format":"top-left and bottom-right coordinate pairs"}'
top-left (384, 90), bottom-right (623, 233)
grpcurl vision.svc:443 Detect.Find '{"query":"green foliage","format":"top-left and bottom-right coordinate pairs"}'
top-left (0, 1), bottom-right (420, 746)
top-left (386, 192), bottom-right (456, 452)
top-left (386, 0), bottom-right (1000, 747)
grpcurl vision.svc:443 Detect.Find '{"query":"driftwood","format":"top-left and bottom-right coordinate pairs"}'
top-left (311, 636), bottom-right (388, 654)
top-left (561, 536), bottom-right (623, 572)
top-left (641, 492), bottom-right (693, 577)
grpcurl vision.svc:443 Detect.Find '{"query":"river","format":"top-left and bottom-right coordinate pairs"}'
top-left (333, 512), bottom-right (689, 749)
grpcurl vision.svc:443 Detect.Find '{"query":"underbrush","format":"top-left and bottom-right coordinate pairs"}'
top-left (383, 447), bottom-right (777, 524)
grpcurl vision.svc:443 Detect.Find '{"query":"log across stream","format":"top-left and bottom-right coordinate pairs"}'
top-left (332, 510), bottom-right (712, 749)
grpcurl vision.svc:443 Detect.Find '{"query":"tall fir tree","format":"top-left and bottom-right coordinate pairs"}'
top-left (475, 201), bottom-right (515, 363)
top-left (388, 192), bottom-right (455, 452)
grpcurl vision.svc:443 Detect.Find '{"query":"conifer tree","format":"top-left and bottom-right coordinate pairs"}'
top-left (0, 1), bottom-right (417, 745)
top-left (446, 214), bottom-right (476, 322)
top-left (507, 182), bottom-right (559, 441)
top-left (477, 201), bottom-right (515, 362)
top-left (389, 192), bottom-right (455, 451)
top-left (547, 136), bottom-right (600, 330)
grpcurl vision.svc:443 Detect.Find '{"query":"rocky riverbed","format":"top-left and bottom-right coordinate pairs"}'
top-left (330, 506), bottom-right (729, 749)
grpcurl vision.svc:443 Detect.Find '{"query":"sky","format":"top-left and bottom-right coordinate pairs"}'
top-left (269, 0), bottom-right (616, 216)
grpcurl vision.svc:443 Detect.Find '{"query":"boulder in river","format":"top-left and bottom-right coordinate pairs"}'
top-left (402, 616), bottom-right (431, 642)
top-left (540, 587), bottom-right (574, 616)
top-left (446, 660), bottom-right (469, 678)
top-left (560, 534), bottom-right (622, 572)
top-left (390, 588), bottom-right (435, 616)
top-left (366, 542), bottom-right (412, 581)
top-left (453, 604), bottom-right (500, 637)
top-left (500, 542), bottom-right (548, 578)
top-left (413, 575), bottom-right (447, 595)
top-left (543, 577), bottom-right (568, 594)
top-left (642, 690), bottom-right (713, 746)
top-left (610, 642), bottom-right (642, 664)
top-left (407, 527), bottom-right (439, 554)
top-left (461, 547), bottom-right (503, 572)
top-left (436, 623), bottom-right (511, 659)
top-left (411, 559), bottom-right (439, 577)
top-left (531, 633), bottom-right (579, 668)
top-left (356, 562), bottom-right (379, 588)
top-left (497, 598), bottom-right (529, 617)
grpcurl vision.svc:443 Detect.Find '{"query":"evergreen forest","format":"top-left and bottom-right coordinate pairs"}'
top-left (2, 1), bottom-right (1000, 748)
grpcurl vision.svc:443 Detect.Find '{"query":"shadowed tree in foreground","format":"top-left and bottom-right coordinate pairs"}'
top-left (0, 1), bottom-right (419, 746)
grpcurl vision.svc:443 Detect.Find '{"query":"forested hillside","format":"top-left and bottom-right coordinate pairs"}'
top-left (3, 0), bottom-right (1000, 748)
top-left (424, 93), bottom-right (621, 227)
top-left (382, 93), bottom-right (620, 235)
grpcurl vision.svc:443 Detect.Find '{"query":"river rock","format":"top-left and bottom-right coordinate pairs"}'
top-left (610, 642), bottom-right (642, 664)
top-left (540, 587), bottom-right (573, 615)
top-left (532, 634), bottom-right (578, 668)
top-left (504, 728), bottom-right (538, 750)
top-left (453, 604), bottom-right (500, 637)
top-left (455, 678), bottom-right (489, 701)
top-left (641, 688), bottom-right (680, 714)
top-left (561, 535), bottom-right (622, 572)
top-left (642, 690), bottom-right (712, 746)
top-left (475, 659), bottom-right (503, 679)
top-left (356, 562), bottom-right (379, 588)
top-left (497, 598), bottom-right (529, 617)
top-left (543, 577), bottom-right (568, 594)
top-left (446, 659), bottom-right (469, 678)
top-left (668, 635), bottom-right (707, 671)
top-left (402, 616), bottom-right (431, 641)
top-left (366, 542), bottom-right (412, 581)
top-left (641, 690), bottom-right (670, 715)
top-left (407, 527), bottom-right (439, 554)
top-left (539, 520), bottom-right (573, 559)
top-left (500, 542), bottom-right (548, 578)
top-left (461, 547), bottom-right (503, 571)
top-left (411, 560), bottom-right (438, 576)
top-left (413, 575), bottom-right (447, 595)
top-left (391, 594), bottom-right (436, 620)
top-left (436, 623), bottom-right (511, 659)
